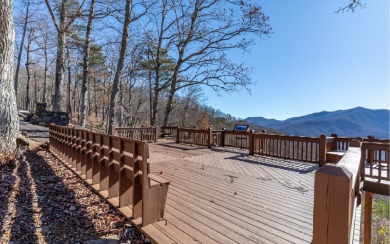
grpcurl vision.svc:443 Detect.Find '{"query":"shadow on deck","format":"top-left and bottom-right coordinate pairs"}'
top-left (143, 140), bottom-right (319, 243)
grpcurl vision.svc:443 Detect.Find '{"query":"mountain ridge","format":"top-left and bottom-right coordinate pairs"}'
top-left (245, 107), bottom-right (389, 139)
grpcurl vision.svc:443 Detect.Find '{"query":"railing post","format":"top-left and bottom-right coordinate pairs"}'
top-left (221, 128), bottom-right (225, 147)
top-left (208, 127), bottom-right (212, 149)
top-left (367, 135), bottom-right (374, 165)
top-left (260, 130), bottom-right (266, 155)
top-left (313, 145), bottom-right (361, 244)
top-left (155, 127), bottom-right (159, 142)
top-left (330, 133), bottom-right (338, 151)
top-left (176, 126), bottom-right (180, 143)
top-left (111, 125), bottom-right (116, 136)
top-left (364, 191), bottom-right (373, 244)
top-left (319, 134), bottom-right (327, 166)
top-left (249, 130), bottom-right (254, 156)
top-left (313, 164), bottom-right (353, 243)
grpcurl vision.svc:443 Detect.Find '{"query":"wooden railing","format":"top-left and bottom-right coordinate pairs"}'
top-left (176, 127), bottom-right (212, 148)
top-left (361, 142), bottom-right (390, 195)
top-left (361, 141), bottom-right (389, 243)
top-left (174, 128), bottom-right (390, 169)
top-left (326, 134), bottom-right (389, 152)
top-left (112, 126), bottom-right (158, 143)
top-left (313, 140), bottom-right (362, 243)
top-left (160, 126), bottom-right (179, 138)
top-left (223, 130), bottom-right (250, 149)
top-left (211, 130), bottom-right (225, 146)
top-left (333, 135), bottom-right (352, 151)
top-left (49, 125), bottom-right (169, 227)
top-left (251, 133), bottom-right (325, 164)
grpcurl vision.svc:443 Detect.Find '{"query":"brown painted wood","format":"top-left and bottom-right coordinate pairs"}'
top-left (108, 136), bottom-right (121, 200)
top-left (52, 126), bottom-right (389, 244)
top-left (114, 127), bottom-right (158, 143)
top-left (313, 147), bottom-right (361, 244)
top-left (364, 191), bottom-right (373, 244)
top-left (363, 181), bottom-right (390, 196)
top-left (92, 132), bottom-right (101, 185)
top-left (86, 131), bottom-right (93, 180)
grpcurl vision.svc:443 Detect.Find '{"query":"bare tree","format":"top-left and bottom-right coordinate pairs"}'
top-left (44, 0), bottom-right (85, 112)
top-left (107, 0), bottom-right (132, 134)
top-left (107, 0), bottom-right (150, 134)
top-left (144, 0), bottom-right (176, 126)
top-left (24, 27), bottom-right (35, 110)
top-left (336, 0), bottom-right (366, 13)
top-left (0, 0), bottom-right (19, 162)
top-left (35, 16), bottom-right (56, 104)
top-left (14, 0), bottom-right (31, 97)
top-left (80, 0), bottom-right (96, 127)
top-left (160, 0), bottom-right (272, 126)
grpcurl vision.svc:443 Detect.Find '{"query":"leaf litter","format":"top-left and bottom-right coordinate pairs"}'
top-left (0, 148), bottom-right (150, 244)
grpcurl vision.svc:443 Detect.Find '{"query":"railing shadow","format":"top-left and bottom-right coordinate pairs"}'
top-left (19, 129), bottom-right (49, 133)
top-left (0, 162), bottom-right (17, 240)
top-left (226, 153), bottom-right (318, 174)
top-left (208, 146), bottom-right (318, 174)
top-left (10, 159), bottom-right (39, 243)
top-left (1, 150), bottom-right (103, 243)
top-left (157, 141), bottom-right (209, 151)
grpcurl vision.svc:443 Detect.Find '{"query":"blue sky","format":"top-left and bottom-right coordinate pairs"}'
top-left (203, 0), bottom-right (389, 120)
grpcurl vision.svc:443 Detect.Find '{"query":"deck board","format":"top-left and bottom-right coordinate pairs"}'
top-left (144, 141), bottom-right (319, 243)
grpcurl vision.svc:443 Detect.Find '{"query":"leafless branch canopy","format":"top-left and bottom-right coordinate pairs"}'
top-left (336, 0), bottom-right (366, 13)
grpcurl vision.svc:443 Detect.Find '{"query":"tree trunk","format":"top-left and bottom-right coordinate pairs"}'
top-left (0, 0), bottom-right (19, 161)
top-left (148, 70), bottom-right (153, 125)
top-left (119, 78), bottom-right (124, 127)
top-left (14, 0), bottom-right (30, 97)
top-left (162, 60), bottom-right (181, 126)
top-left (53, 28), bottom-right (66, 112)
top-left (102, 76), bottom-right (107, 122)
top-left (181, 99), bottom-right (190, 127)
top-left (42, 38), bottom-right (49, 103)
top-left (80, 0), bottom-right (95, 128)
top-left (45, 0), bottom-right (85, 112)
top-left (107, 0), bottom-right (132, 135)
top-left (94, 77), bottom-right (98, 117)
top-left (162, 84), bottom-right (175, 126)
top-left (33, 70), bottom-right (37, 104)
top-left (67, 63), bottom-right (72, 114)
top-left (52, 0), bottom-right (68, 112)
top-left (25, 30), bottom-right (32, 110)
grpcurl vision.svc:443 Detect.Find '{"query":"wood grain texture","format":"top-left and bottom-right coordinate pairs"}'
top-left (142, 140), bottom-right (320, 243)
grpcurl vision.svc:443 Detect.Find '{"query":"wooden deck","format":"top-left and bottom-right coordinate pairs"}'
top-left (137, 140), bottom-right (319, 244)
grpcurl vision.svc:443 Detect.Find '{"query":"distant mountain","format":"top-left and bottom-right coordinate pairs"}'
top-left (245, 107), bottom-right (390, 139)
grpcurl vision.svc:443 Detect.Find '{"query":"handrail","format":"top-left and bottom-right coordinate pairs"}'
top-left (160, 126), bottom-right (179, 138)
top-left (361, 142), bottom-right (390, 195)
top-left (112, 126), bottom-right (158, 142)
top-left (361, 141), bottom-right (389, 243)
top-left (313, 140), bottom-right (362, 243)
top-left (329, 135), bottom-right (389, 152)
top-left (176, 127), bottom-right (212, 148)
top-left (223, 130), bottom-right (251, 149)
top-left (251, 133), bottom-right (323, 164)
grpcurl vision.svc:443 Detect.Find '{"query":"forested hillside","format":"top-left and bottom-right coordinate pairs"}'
top-left (13, 0), bottom-right (271, 133)
top-left (246, 107), bottom-right (390, 139)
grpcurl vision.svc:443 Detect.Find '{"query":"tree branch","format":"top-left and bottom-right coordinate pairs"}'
top-left (44, 0), bottom-right (59, 31)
